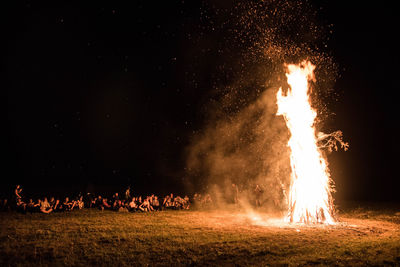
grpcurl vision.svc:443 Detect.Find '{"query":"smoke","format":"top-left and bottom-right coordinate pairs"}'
top-left (186, 85), bottom-right (290, 209)
top-left (184, 1), bottom-right (338, 212)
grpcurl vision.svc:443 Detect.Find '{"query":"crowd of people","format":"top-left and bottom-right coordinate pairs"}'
top-left (0, 183), bottom-right (283, 214)
top-left (0, 185), bottom-right (195, 214)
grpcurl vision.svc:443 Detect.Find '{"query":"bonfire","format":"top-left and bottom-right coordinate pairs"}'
top-left (276, 61), bottom-right (348, 224)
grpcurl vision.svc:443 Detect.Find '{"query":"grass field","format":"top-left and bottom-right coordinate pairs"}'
top-left (1, 204), bottom-right (399, 266)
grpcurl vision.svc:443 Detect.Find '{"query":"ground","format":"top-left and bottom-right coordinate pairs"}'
top-left (1, 203), bottom-right (399, 266)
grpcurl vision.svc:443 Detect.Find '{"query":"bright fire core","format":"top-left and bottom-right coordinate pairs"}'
top-left (276, 61), bottom-right (334, 224)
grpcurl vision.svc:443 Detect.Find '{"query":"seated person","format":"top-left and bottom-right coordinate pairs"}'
top-left (96, 196), bottom-right (104, 210)
top-left (77, 196), bottom-right (84, 209)
top-left (53, 199), bottom-right (61, 211)
top-left (139, 197), bottom-right (153, 212)
top-left (102, 198), bottom-right (111, 210)
top-left (128, 197), bottom-right (138, 212)
top-left (16, 198), bottom-right (27, 213)
top-left (146, 197), bottom-right (154, 211)
top-left (49, 197), bottom-right (56, 209)
top-left (163, 195), bottom-right (172, 209)
top-left (112, 192), bottom-right (120, 203)
top-left (70, 199), bottom-right (78, 210)
top-left (113, 200), bottom-right (122, 211)
top-left (40, 197), bottom-right (53, 214)
top-left (152, 196), bottom-right (160, 211)
top-left (90, 196), bottom-right (97, 208)
top-left (174, 196), bottom-right (183, 209)
top-left (63, 197), bottom-right (74, 211)
top-left (118, 200), bottom-right (128, 212)
top-left (183, 195), bottom-right (190, 210)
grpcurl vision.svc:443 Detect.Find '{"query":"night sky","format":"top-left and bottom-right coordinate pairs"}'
top-left (6, 1), bottom-right (399, 200)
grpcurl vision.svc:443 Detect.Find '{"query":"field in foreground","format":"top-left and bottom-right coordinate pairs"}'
top-left (1, 204), bottom-right (400, 266)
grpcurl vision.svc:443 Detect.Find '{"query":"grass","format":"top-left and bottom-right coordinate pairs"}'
top-left (1, 204), bottom-right (400, 266)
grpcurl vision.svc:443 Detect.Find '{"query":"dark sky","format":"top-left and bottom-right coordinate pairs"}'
top-left (5, 1), bottom-right (399, 200)
top-left (315, 1), bottom-right (399, 201)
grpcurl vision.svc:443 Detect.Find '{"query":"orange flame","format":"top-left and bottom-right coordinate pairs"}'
top-left (276, 61), bottom-right (334, 224)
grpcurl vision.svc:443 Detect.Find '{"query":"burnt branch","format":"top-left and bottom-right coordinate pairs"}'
top-left (317, 130), bottom-right (349, 152)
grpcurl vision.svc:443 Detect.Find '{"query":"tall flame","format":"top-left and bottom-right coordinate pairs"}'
top-left (276, 61), bottom-right (334, 224)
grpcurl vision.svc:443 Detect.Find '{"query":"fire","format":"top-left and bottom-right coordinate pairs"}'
top-left (276, 61), bottom-right (335, 224)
